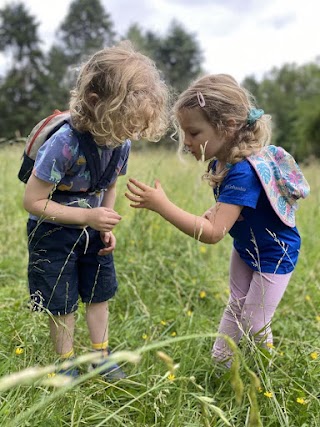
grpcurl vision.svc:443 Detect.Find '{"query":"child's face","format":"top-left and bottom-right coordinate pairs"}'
top-left (178, 108), bottom-right (226, 161)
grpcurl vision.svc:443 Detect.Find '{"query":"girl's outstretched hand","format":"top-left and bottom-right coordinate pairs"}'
top-left (125, 178), bottom-right (169, 213)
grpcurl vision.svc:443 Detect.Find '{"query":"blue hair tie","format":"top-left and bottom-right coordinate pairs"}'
top-left (247, 108), bottom-right (264, 126)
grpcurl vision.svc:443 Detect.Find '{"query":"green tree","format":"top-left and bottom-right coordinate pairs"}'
top-left (0, 2), bottom-right (42, 67)
top-left (57, 0), bottom-right (116, 64)
top-left (158, 20), bottom-right (203, 93)
top-left (125, 20), bottom-right (203, 93)
top-left (0, 2), bottom-right (45, 137)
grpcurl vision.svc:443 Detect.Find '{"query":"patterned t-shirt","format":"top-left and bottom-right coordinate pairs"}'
top-left (213, 160), bottom-right (301, 274)
top-left (30, 123), bottom-right (130, 222)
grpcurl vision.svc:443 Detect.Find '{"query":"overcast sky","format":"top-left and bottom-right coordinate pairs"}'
top-left (0, 0), bottom-right (319, 82)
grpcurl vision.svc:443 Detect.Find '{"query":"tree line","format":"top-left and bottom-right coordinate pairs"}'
top-left (0, 0), bottom-right (319, 159)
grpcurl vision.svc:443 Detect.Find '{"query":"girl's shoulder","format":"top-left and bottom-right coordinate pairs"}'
top-left (228, 158), bottom-right (257, 178)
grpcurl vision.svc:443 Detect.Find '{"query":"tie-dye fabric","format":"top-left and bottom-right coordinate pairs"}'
top-left (247, 145), bottom-right (310, 227)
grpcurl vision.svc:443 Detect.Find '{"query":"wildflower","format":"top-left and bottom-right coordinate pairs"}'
top-left (47, 373), bottom-right (56, 378)
top-left (142, 333), bottom-right (148, 340)
top-left (199, 290), bottom-right (207, 299)
top-left (310, 352), bottom-right (318, 360)
top-left (15, 347), bottom-right (24, 355)
top-left (168, 373), bottom-right (175, 381)
top-left (266, 343), bottom-right (275, 349)
top-left (187, 310), bottom-right (193, 317)
top-left (305, 295), bottom-right (311, 302)
top-left (264, 391), bottom-right (273, 398)
top-left (199, 245), bottom-right (207, 254)
top-left (316, 315), bottom-right (320, 322)
top-left (296, 397), bottom-right (307, 405)
top-left (171, 331), bottom-right (177, 337)
top-left (160, 320), bottom-right (167, 326)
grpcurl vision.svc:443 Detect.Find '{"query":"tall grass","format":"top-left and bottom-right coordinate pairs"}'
top-left (0, 144), bottom-right (319, 426)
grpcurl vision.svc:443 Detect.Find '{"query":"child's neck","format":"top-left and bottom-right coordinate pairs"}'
top-left (216, 159), bottom-right (226, 173)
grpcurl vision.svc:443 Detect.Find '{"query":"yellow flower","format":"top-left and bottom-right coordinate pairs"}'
top-left (160, 320), bottom-right (167, 326)
top-left (316, 315), bottom-right (320, 322)
top-left (199, 246), bottom-right (207, 254)
top-left (187, 310), bottom-right (193, 317)
top-left (310, 352), bottom-right (318, 360)
top-left (168, 373), bottom-right (175, 381)
top-left (142, 333), bottom-right (148, 340)
top-left (15, 347), bottom-right (24, 355)
top-left (264, 391), bottom-right (273, 398)
top-left (296, 397), bottom-right (307, 405)
top-left (305, 295), bottom-right (311, 301)
top-left (47, 373), bottom-right (56, 378)
top-left (199, 290), bottom-right (207, 299)
top-left (171, 331), bottom-right (177, 337)
top-left (266, 343), bottom-right (275, 349)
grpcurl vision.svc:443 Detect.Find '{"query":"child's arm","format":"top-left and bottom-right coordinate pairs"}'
top-left (23, 174), bottom-right (121, 232)
top-left (98, 181), bottom-right (118, 255)
top-left (126, 178), bottom-right (242, 244)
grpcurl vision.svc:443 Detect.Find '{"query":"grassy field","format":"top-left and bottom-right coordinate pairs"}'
top-left (0, 144), bottom-right (319, 426)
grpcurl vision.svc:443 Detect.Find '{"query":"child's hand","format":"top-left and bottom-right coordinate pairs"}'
top-left (125, 178), bottom-right (169, 213)
top-left (86, 207), bottom-right (121, 232)
top-left (98, 231), bottom-right (116, 255)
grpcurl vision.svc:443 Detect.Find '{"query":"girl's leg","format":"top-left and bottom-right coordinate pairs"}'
top-left (86, 301), bottom-right (109, 349)
top-left (241, 271), bottom-right (292, 348)
top-left (49, 313), bottom-right (75, 356)
top-left (212, 249), bottom-right (253, 365)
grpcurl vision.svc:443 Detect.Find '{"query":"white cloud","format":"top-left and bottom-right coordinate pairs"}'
top-left (0, 0), bottom-right (319, 82)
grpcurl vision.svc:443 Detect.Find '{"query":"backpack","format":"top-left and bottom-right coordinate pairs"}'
top-left (18, 110), bottom-right (122, 195)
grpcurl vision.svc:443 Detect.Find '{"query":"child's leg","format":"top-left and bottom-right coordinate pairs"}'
top-left (212, 249), bottom-right (253, 365)
top-left (86, 301), bottom-right (109, 350)
top-left (49, 313), bottom-right (75, 356)
top-left (241, 271), bottom-right (292, 347)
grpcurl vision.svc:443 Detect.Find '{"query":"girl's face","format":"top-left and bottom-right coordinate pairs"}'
top-left (178, 108), bottom-right (226, 162)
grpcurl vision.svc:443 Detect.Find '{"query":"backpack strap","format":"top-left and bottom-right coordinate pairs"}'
top-left (95, 145), bottom-right (122, 192)
top-left (73, 129), bottom-right (102, 193)
top-left (54, 126), bottom-right (123, 196)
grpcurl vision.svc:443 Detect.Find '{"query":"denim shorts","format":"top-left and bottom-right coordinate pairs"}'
top-left (27, 219), bottom-right (118, 315)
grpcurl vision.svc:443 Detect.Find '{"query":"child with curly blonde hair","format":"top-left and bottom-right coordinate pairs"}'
top-left (23, 41), bottom-right (169, 378)
top-left (126, 74), bottom-right (309, 368)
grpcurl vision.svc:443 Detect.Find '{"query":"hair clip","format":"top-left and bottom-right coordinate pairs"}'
top-left (196, 91), bottom-right (206, 107)
top-left (247, 108), bottom-right (264, 126)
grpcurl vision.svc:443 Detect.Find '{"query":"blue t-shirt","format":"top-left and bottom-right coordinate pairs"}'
top-left (30, 123), bottom-right (131, 222)
top-left (213, 160), bottom-right (300, 274)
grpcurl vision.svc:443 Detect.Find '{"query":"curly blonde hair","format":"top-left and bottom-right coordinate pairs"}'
top-left (173, 74), bottom-right (272, 187)
top-left (69, 40), bottom-right (170, 147)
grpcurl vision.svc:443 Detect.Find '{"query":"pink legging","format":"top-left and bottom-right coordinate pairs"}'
top-left (212, 248), bottom-right (292, 365)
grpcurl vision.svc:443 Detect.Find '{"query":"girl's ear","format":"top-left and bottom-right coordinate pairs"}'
top-left (88, 93), bottom-right (99, 106)
top-left (226, 118), bottom-right (237, 129)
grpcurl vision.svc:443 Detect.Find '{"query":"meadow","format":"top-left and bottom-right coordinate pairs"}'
top-left (0, 144), bottom-right (319, 427)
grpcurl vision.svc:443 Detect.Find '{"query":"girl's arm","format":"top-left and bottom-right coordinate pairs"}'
top-left (126, 178), bottom-right (242, 244)
top-left (23, 174), bottom-right (121, 232)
